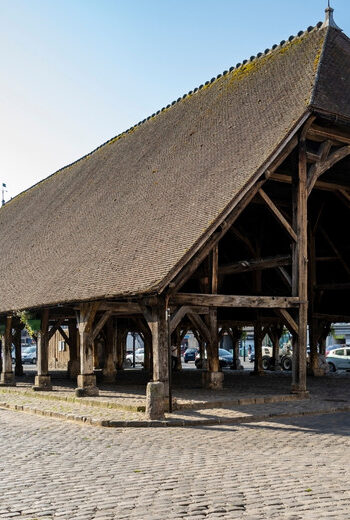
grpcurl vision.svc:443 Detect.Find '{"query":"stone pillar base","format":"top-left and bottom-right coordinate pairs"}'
top-left (75, 374), bottom-right (99, 397)
top-left (202, 371), bottom-right (224, 390)
top-left (33, 375), bottom-right (52, 391)
top-left (67, 360), bottom-right (80, 380)
top-left (146, 381), bottom-right (165, 420)
top-left (0, 372), bottom-right (16, 386)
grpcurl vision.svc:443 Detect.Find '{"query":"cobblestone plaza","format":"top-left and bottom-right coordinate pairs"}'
top-left (0, 407), bottom-right (349, 520)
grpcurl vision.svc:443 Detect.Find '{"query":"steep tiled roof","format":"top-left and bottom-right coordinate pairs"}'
top-left (1, 22), bottom-right (348, 312)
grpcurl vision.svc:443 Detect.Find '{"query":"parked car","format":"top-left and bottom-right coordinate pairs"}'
top-left (326, 347), bottom-right (350, 372)
top-left (22, 346), bottom-right (37, 365)
top-left (326, 345), bottom-right (344, 356)
top-left (125, 348), bottom-right (144, 367)
top-left (195, 348), bottom-right (233, 369)
top-left (184, 348), bottom-right (198, 363)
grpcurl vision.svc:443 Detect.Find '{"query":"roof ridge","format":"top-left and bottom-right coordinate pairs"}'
top-left (2, 21), bottom-right (323, 211)
top-left (310, 24), bottom-right (333, 107)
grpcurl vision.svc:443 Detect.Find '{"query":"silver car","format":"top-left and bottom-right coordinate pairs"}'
top-left (326, 347), bottom-right (350, 372)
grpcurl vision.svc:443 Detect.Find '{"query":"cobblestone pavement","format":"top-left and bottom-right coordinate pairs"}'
top-left (1, 408), bottom-right (350, 519)
top-left (0, 371), bottom-right (349, 427)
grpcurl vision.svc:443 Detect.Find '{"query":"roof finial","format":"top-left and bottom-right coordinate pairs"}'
top-left (322, 1), bottom-right (342, 30)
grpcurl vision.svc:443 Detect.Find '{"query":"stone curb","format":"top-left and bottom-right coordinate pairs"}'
top-left (0, 387), bottom-right (146, 412)
top-left (0, 400), bottom-right (349, 428)
top-left (177, 393), bottom-right (308, 410)
top-left (0, 387), bottom-right (307, 413)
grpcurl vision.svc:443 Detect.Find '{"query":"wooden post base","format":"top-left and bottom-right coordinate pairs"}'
top-left (202, 371), bottom-right (224, 390)
top-left (67, 360), bottom-right (80, 379)
top-left (33, 375), bottom-right (52, 391)
top-left (102, 369), bottom-right (117, 383)
top-left (146, 381), bottom-right (165, 420)
top-left (270, 363), bottom-right (282, 371)
top-left (308, 367), bottom-right (327, 377)
top-left (0, 372), bottom-right (16, 386)
top-left (250, 369), bottom-right (266, 376)
top-left (75, 374), bottom-right (99, 397)
top-left (15, 365), bottom-right (24, 377)
top-left (230, 360), bottom-right (244, 370)
top-left (291, 384), bottom-right (309, 398)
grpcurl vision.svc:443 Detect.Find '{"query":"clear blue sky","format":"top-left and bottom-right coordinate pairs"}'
top-left (1, 0), bottom-right (349, 199)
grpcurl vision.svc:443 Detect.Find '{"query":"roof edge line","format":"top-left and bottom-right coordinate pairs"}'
top-left (155, 111), bottom-right (312, 295)
top-left (1, 24), bottom-right (323, 211)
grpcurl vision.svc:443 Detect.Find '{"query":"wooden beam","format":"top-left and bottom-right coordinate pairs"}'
top-left (211, 245), bottom-right (218, 294)
top-left (258, 188), bottom-right (297, 241)
top-left (315, 256), bottom-right (338, 262)
top-left (316, 282), bottom-right (350, 291)
top-left (187, 312), bottom-right (211, 343)
top-left (307, 145), bottom-right (350, 195)
top-left (171, 293), bottom-right (299, 308)
top-left (319, 226), bottom-right (350, 278)
top-left (99, 303), bottom-right (143, 314)
top-left (57, 326), bottom-right (71, 346)
top-left (167, 180), bottom-right (266, 294)
top-left (48, 319), bottom-right (64, 341)
top-left (277, 266), bottom-right (292, 288)
top-left (270, 172), bottom-right (350, 193)
top-left (277, 309), bottom-right (298, 336)
top-left (170, 306), bottom-right (190, 334)
top-left (227, 227), bottom-right (256, 256)
top-left (313, 312), bottom-right (350, 322)
top-left (219, 255), bottom-right (291, 276)
top-left (307, 124), bottom-right (350, 145)
top-left (336, 189), bottom-right (350, 210)
top-left (170, 306), bottom-right (209, 334)
top-left (265, 136), bottom-right (298, 176)
top-left (79, 302), bottom-right (100, 334)
top-left (91, 310), bottom-right (112, 341)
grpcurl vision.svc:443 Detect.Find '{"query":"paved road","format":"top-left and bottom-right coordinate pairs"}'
top-left (0, 410), bottom-right (350, 519)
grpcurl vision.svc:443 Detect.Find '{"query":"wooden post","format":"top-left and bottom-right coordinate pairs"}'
top-left (144, 297), bottom-right (169, 419)
top-left (116, 322), bottom-right (126, 370)
top-left (67, 319), bottom-right (79, 379)
top-left (291, 137), bottom-right (308, 394)
top-left (253, 320), bottom-right (264, 375)
top-left (143, 332), bottom-right (152, 375)
top-left (319, 322), bottom-right (331, 356)
top-left (33, 310), bottom-right (52, 390)
top-left (230, 327), bottom-right (242, 370)
top-left (102, 317), bottom-right (117, 383)
top-left (202, 246), bottom-right (223, 389)
top-left (13, 325), bottom-right (24, 377)
top-left (269, 324), bottom-right (283, 371)
top-left (208, 245), bottom-right (220, 371)
top-left (145, 297), bottom-right (169, 398)
top-left (308, 223), bottom-right (320, 376)
top-left (171, 329), bottom-right (182, 372)
top-left (0, 316), bottom-right (16, 386)
top-left (76, 302), bottom-right (99, 397)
